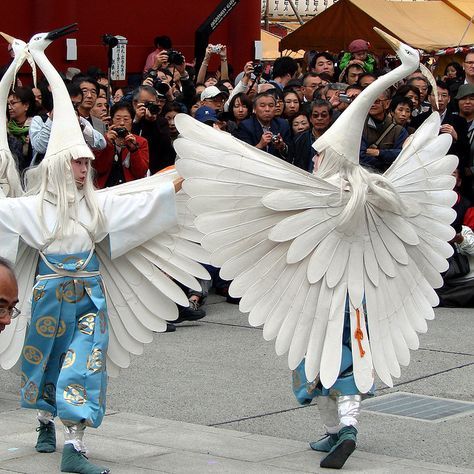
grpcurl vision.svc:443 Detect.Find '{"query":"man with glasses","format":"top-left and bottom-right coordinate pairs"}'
top-left (200, 86), bottom-right (226, 113)
top-left (463, 52), bottom-right (474, 86)
top-left (412, 81), bottom-right (469, 172)
top-left (131, 85), bottom-right (175, 173)
top-left (292, 100), bottom-right (333, 172)
top-left (360, 90), bottom-right (408, 172)
top-left (302, 73), bottom-right (325, 102)
top-left (30, 82), bottom-right (106, 165)
top-left (0, 257), bottom-right (18, 334)
top-left (73, 77), bottom-right (106, 136)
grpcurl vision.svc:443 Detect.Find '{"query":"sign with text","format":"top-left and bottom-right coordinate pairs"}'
top-left (110, 36), bottom-right (128, 81)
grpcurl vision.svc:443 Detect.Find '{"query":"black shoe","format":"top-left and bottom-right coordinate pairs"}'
top-left (35, 421), bottom-right (56, 453)
top-left (175, 300), bottom-right (206, 323)
top-left (226, 295), bottom-right (241, 305)
top-left (165, 323), bottom-right (176, 332)
top-left (320, 426), bottom-right (357, 469)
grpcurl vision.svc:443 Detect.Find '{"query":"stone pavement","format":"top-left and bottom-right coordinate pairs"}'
top-left (0, 298), bottom-right (473, 473)
top-left (0, 397), bottom-right (471, 474)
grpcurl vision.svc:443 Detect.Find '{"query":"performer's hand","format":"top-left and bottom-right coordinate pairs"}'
top-left (173, 177), bottom-right (184, 193)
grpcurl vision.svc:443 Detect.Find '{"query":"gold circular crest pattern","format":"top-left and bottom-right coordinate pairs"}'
top-left (78, 313), bottom-right (96, 336)
top-left (63, 384), bottom-right (87, 406)
top-left (86, 349), bottom-right (103, 373)
top-left (23, 346), bottom-right (43, 365)
top-left (20, 372), bottom-right (28, 389)
top-left (23, 381), bottom-right (39, 404)
top-left (56, 320), bottom-right (66, 338)
top-left (36, 316), bottom-right (57, 338)
top-left (62, 349), bottom-right (76, 369)
top-left (56, 280), bottom-right (89, 303)
top-left (33, 285), bottom-right (46, 302)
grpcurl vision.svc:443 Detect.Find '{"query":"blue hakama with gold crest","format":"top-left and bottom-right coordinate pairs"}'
top-left (21, 251), bottom-right (108, 428)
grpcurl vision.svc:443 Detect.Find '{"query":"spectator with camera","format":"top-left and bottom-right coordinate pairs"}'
top-left (224, 61), bottom-right (259, 111)
top-left (232, 91), bottom-right (291, 161)
top-left (144, 35), bottom-right (173, 73)
top-left (93, 102), bottom-right (149, 188)
top-left (144, 48), bottom-right (195, 112)
top-left (131, 85), bottom-right (175, 173)
top-left (196, 44), bottom-right (229, 87)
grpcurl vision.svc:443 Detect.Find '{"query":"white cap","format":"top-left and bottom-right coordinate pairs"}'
top-left (200, 85), bottom-right (224, 101)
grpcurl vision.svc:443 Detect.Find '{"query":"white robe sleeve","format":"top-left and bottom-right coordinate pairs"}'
top-left (99, 181), bottom-right (178, 259)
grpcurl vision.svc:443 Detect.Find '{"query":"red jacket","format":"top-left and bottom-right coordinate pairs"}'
top-left (93, 134), bottom-right (149, 188)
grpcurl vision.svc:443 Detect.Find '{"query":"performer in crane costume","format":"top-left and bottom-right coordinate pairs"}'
top-left (0, 26), bottom-right (209, 474)
top-left (173, 29), bottom-right (457, 469)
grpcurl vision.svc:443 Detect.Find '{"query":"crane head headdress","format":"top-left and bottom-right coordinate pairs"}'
top-left (313, 28), bottom-right (420, 165)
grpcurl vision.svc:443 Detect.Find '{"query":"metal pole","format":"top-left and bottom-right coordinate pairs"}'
top-left (287, 0), bottom-right (304, 25)
top-left (264, 0), bottom-right (270, 31)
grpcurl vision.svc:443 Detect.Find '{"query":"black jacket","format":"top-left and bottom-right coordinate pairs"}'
top-left (232, 116), bottom-right (292, 161)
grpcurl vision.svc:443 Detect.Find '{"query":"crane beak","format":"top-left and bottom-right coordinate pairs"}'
top-left (373, 27), bottom-right (401, 52)
top-left (0, 32), bottom-right (15, 44)
top-left (45, 23), bottom-right (78, 41)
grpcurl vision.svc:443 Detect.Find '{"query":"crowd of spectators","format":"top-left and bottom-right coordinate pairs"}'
top-left (2, 34), bottom-right (474, 309)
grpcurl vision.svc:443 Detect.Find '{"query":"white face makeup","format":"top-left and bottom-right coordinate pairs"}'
top-left (71, 158), bottom-right (89, 188)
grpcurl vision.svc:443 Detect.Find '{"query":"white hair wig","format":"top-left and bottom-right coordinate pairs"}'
top-left (0, 151), bottom-right (23, 197)
top-left (24, 155), bottom-right (103, 241)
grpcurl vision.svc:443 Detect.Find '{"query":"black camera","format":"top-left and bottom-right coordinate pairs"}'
top-left (167, 49), bottom-right (185, 66)
top-left (155, 82), bottom-right (170, 96)
top-left (253, 62), bottom-right (263, 76)
top-left (145, 70), bottom-right (170, 96)
top-left (102, 34), bottom-right (119, 48)
top-left (114, 127), bottom-right (128, 138)
top-left (144, 101), bottom-right (160, 115)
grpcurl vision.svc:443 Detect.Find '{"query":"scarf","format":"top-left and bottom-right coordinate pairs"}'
top-left (8, 120), bottom-right (30, 143)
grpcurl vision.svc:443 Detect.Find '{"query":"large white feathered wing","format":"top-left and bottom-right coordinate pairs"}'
top-left (96, 169), bottom-right (210, 376)
top-left (174, 113), bottom-right (457, 393)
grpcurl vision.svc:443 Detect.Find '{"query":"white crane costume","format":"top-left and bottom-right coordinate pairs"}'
top-left (173, 30), bottom-right (457, 469)
top-left (0, 25), bottom-right (208, 474)
top-left (0, 35), bottom-right (28, 197)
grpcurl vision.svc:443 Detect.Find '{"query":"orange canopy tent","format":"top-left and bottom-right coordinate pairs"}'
top-left (280, 0), bottom-right (474, 54)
